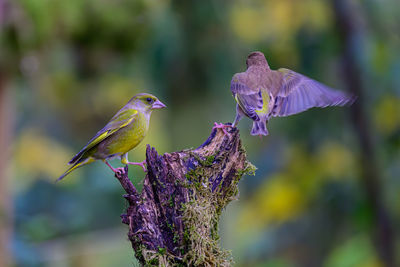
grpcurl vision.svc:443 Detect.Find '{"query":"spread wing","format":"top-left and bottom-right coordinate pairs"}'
top-left (270, 68), bottom-right (356, 117)
top-left (69, 108), bottom-right (138, 164)
top-left (231, 74), bottom-right (263, 121)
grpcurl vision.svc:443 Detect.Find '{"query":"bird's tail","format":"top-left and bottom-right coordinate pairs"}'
top-left (56, 157), bottom-right (95, 182)
top-left (251, 120), bottom-right (269, 136)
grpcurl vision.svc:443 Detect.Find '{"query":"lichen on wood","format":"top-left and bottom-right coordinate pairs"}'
top-left (115, 124), bottom-right (255, 266)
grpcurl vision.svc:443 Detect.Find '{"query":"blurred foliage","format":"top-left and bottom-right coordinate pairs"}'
top-left (1, 0), bottom-right (400, 266)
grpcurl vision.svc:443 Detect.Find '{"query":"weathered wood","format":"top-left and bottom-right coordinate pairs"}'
top-left (116, 125), bottom-right (255, 266)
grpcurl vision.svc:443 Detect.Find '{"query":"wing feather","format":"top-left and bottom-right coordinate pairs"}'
top-left (271, 68), bottom-right (356, 117)
top-left (231, 77), bottom-right (263, 121)
top-left (69, 108), bottom-right (138, 164)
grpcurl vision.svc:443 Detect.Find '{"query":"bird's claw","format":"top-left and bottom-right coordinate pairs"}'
top-left (104, 160), bottom-right (126, 176)
top-left (114, 167), bottom-right (126, 176)
top-left (212, 122), bottom-right (230, 136)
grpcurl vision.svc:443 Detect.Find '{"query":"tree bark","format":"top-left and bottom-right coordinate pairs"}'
top-left (115, 125), bottom-right (255, 266)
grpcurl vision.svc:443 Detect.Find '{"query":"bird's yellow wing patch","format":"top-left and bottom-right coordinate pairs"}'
top-left (235, 94), bottom-right (250, 117)
top-left (85, 109), bottom-right (137, 150)
top-left (255, 90), bottom-right (270, 116)
top-left (88, 131), bottom-right (111, 147)
top-left (234, 90), bottom-right (264, 121)
top-left (69, 109), bottom-right (138, 164)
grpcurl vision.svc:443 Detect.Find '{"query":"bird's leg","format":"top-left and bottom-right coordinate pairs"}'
top-left (121, 153), bottom-right (147, 172)
top-left (232, 108), bottom-right (243, 128)
top-left (213, 106), bottom-right (243, 135)
top-left (103, 160), bottom-right (125, 175)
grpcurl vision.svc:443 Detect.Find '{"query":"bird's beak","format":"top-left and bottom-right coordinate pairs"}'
top-left (152, 100), bottom-right (167, 109)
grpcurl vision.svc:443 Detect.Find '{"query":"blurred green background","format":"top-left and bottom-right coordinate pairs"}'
top-left (1, 0), bottom-right (400, 266)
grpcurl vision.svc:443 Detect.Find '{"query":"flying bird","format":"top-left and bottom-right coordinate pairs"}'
top-left (57, 93), bottom-right (166, 181)
top-left (214, 51), bottom-right (356, 136)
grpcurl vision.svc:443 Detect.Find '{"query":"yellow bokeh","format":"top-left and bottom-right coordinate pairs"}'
top-left (238, 174), bottom-right (306, 231)
top-left (229, 0), bottom-right (331, 44)
top-left (362, 260), bottom-right (384, 267)
top-left (316, 142), bottom-right (356, 179)
top-left (13, 128), bottom-right (74, 187)
top-left (230, 6), bottom-right (266, 43)
top-left (256, 175), bottom-right (305, 222)
top-left (373, 95), bottom-right (400, 135)
top-left (238, 142), bottom-right (357, 232)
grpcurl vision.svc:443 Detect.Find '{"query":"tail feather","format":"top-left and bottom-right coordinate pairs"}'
top-left (251, 120), bottom-right (269, 136)
top-left (69, 149), bottom-right (85, 164)
top-left (57, 157), bottom-right (95, 182)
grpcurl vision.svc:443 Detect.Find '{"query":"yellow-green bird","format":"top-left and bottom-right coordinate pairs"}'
top-left (57, 93), bottom-right (166, 181)
top-left (214, 51), bottom-right (356, 136)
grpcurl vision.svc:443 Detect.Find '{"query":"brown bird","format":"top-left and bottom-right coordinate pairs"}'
top-left (214, 51), bottom-right (356, 136)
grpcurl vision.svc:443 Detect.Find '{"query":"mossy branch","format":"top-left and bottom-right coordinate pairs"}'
top-left (115, 124), bottom-right (255, 266)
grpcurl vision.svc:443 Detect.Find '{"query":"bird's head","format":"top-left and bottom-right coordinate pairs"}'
top-left (246, 51), bottom-right (269, 69)
top-left (128, 93), bottom-right (166, 112)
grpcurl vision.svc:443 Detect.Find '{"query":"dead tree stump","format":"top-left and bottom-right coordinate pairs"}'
top-left (115, 125), bottom-right (255, 266)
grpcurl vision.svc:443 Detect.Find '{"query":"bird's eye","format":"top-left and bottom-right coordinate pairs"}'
top-left (146, 97), bottom-right (154, 104)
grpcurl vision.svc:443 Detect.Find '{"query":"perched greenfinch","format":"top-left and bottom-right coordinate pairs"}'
top-left (57, 93), bottom-right (166, 181)
top-left (214, 51), bottom-right (356, 136)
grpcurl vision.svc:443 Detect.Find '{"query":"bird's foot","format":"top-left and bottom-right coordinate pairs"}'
top-left (127, 160), bottom-right (147, 172)
top-left (104, 160), bottom-right (126, 175)
top-left (212, 122), bottom-right (231, 136)
top-left (113, 167), bottom-right (126, 176)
